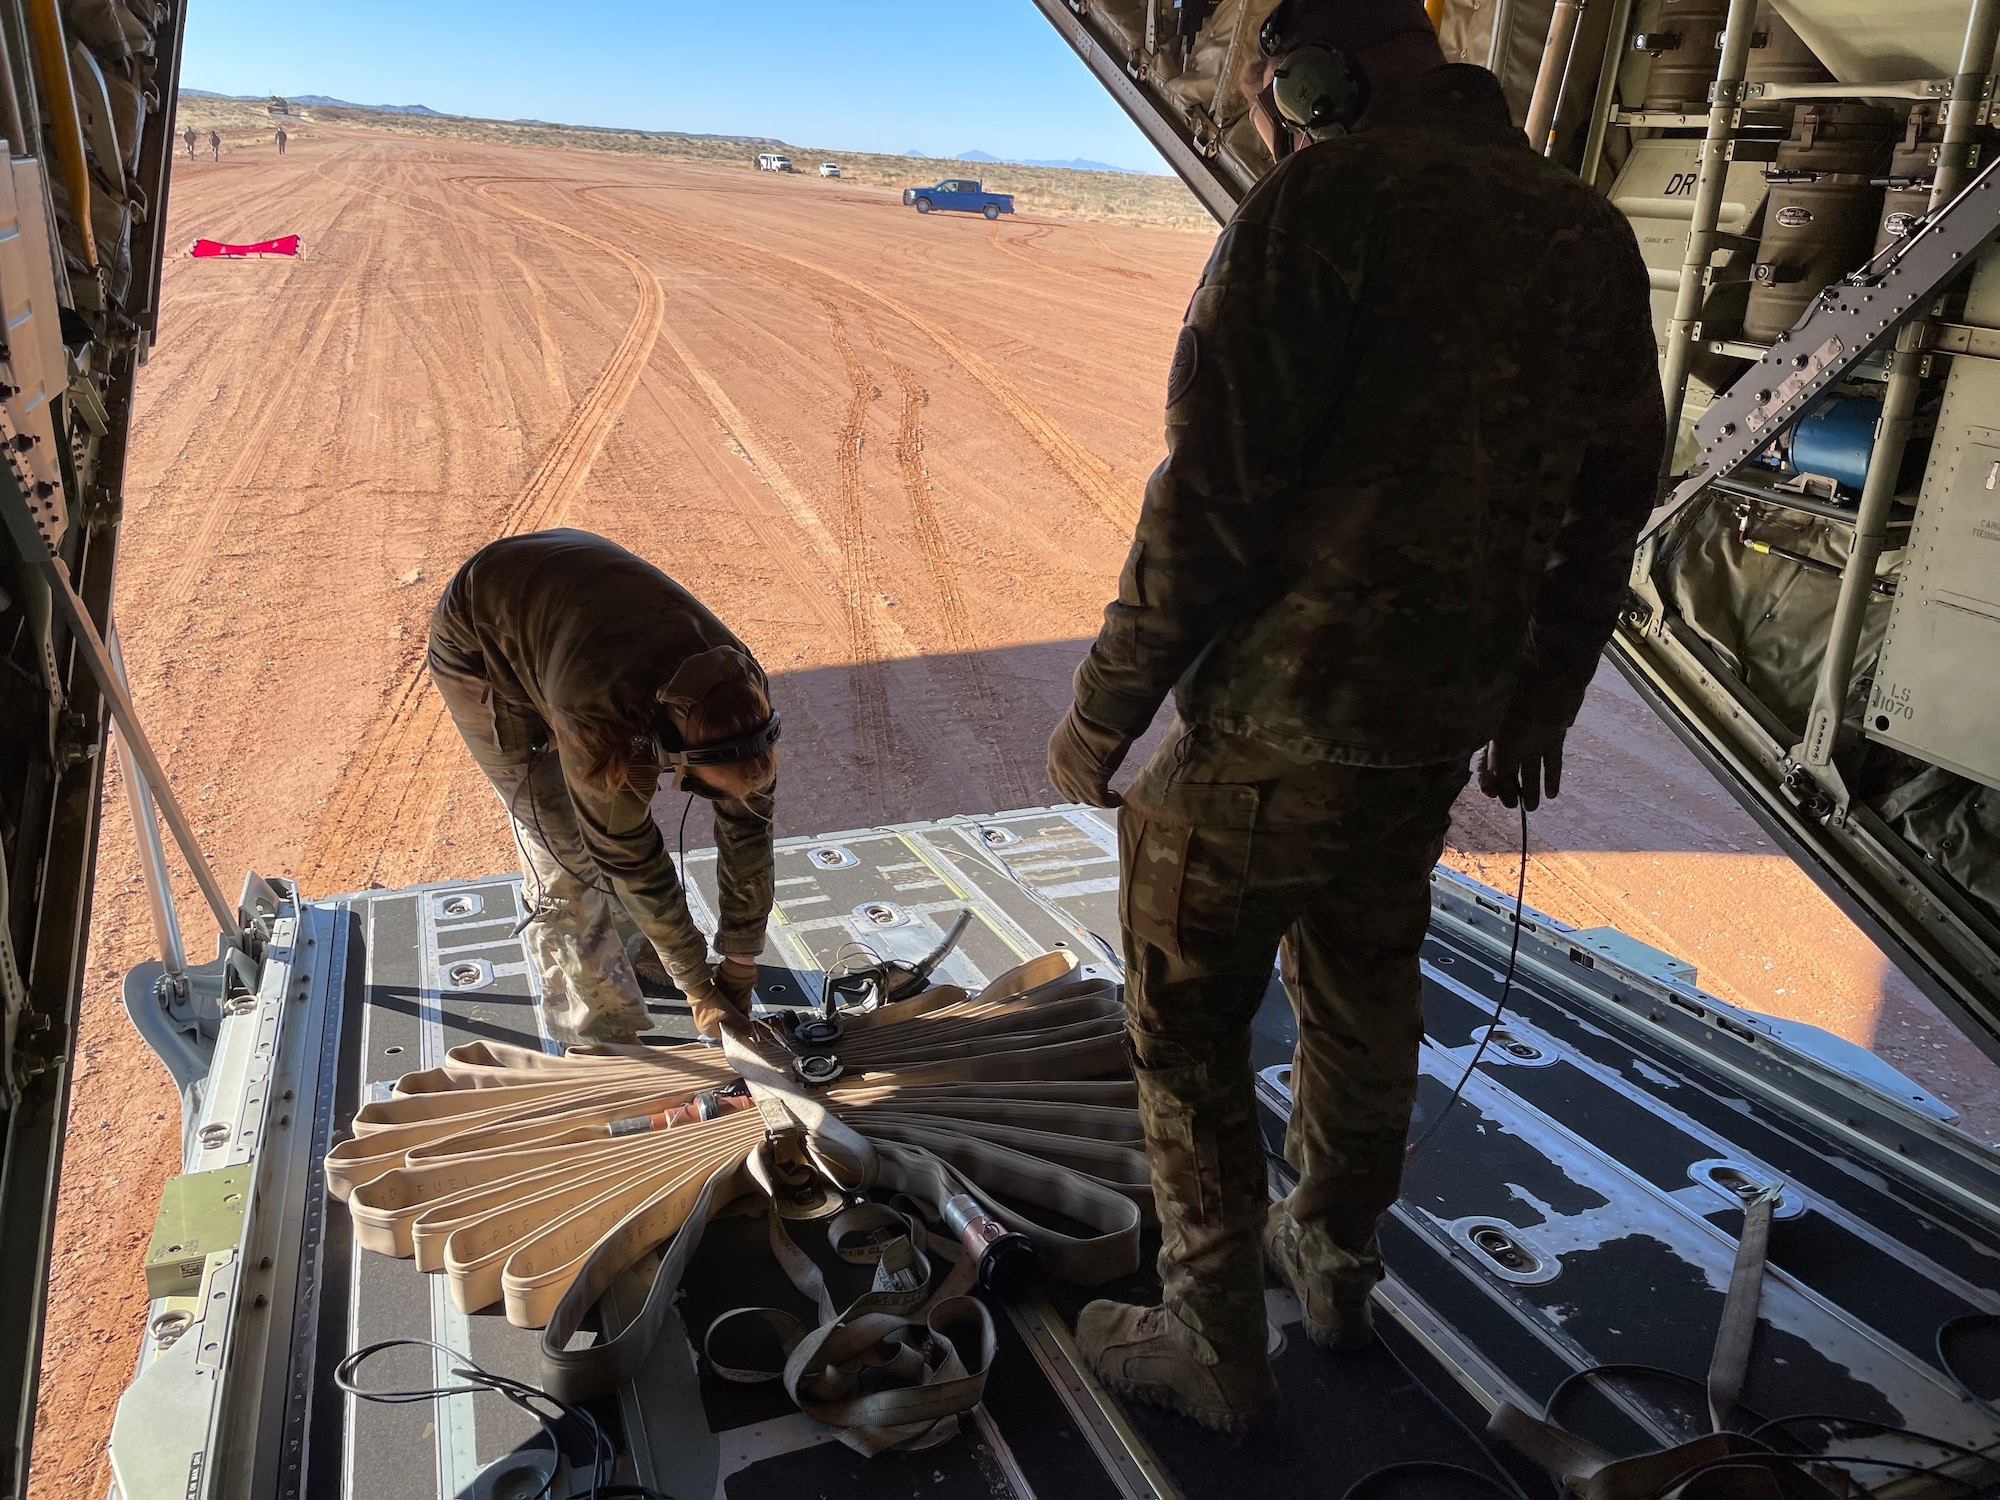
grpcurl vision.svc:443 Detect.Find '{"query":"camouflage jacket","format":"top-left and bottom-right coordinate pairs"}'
top-left (430, 529), bottom-right (774, 980)
top-left (1074, 66), bottom-right (1663, 767)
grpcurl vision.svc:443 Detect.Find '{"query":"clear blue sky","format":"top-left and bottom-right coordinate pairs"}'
top-left (181, 0), bottom-right (1171, 172)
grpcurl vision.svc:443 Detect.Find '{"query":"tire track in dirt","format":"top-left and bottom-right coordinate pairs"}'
top-left (162, 184), bottom-right (380, 598)
top-left (566, 183), bottom-right (1033, 803)
top-left (861, 312), bottom-right (1033, 806)
top-left (820, 302), bottom-right (914, 806)
top-left (567, 184), bottom-right (1073, 806)
top-left (299, 175), bottom-right (666, 892)
top-left (591, 184), bottom-right (1140, 534)
top-left (721, 231), bottom-right (1140, 532)
top-left (638, 288), bottom-right (926, 661)
top-left (985, 221), bottom-right (1172, 301)
top-left (560, 184), bottom-right (935, 678)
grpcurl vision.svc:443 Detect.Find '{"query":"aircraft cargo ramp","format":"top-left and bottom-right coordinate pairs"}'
top-left (105, 809), bottom-right (2000, 1500)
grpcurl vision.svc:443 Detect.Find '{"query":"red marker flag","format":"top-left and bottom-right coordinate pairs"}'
top-left (189, 234), bottom-right (300, 258)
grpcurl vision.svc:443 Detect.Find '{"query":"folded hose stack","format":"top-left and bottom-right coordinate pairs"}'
top-left (326, 951), bottom-right (1149, 1453)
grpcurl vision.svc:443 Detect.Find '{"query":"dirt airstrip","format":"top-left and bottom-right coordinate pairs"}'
top-left (29, 122), bottom-right (2000, 1497)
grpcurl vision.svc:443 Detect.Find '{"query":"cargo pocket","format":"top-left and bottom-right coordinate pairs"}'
top-left (1129, 1045), bottom-right (1218, 1224)
top-left (491, 698), bottom-right (544, 761)
top-left (1119, 782), bottom-right (1259, 959)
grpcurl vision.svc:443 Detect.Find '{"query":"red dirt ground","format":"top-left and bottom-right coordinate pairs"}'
top-left (28, 122), bottom-right (2000, 1497)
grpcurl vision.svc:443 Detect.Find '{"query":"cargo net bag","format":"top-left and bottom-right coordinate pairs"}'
top-left (326, 951), bottom-right (1149, 1455)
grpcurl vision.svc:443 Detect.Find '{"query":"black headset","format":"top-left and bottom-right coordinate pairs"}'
top-left (641, 712), bottom-right (782, 780)
top-left (1257, 3), bottom-right (1370, 147)
top-left (627, 644), bottom-right (782, 789)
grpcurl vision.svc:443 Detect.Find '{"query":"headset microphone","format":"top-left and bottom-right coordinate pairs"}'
top-left (636, 643), bottom-right (782, 789)
top-left (651, 713), bottom-right (782, 790)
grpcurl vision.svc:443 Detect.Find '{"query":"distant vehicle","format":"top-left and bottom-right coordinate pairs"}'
top-left (902, 178), bottom-right (1014, 219)
top-left (819, 162), bottom-right (841, 178)
top-left (755, 152), bottom-right (795, 173)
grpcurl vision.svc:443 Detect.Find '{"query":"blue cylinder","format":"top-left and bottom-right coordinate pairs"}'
top-left (1788, 394), bottom-right (1881, 493)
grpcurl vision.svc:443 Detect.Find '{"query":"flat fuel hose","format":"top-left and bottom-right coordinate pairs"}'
top-left (327, 950), bottom-right (1150, 1454)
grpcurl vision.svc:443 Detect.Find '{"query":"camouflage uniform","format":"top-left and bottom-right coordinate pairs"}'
top-left (429, 530), bottom-right (776, 1046)
top-left (1079, 67), bottom-right (1663, 1357)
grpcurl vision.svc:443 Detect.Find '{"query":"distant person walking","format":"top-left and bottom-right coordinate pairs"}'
top-left (274, 126), bottom-right (287, 156)
top-left (183, 125), bottom-right (197, 159)
top-left (208, 129), bottom-right (220, 161)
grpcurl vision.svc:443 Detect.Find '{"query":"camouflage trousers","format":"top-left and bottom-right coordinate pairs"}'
top-left (1117, 718), bottom-right (1467, 1357)
top-left (431, 658), bottom-right (653, 1048)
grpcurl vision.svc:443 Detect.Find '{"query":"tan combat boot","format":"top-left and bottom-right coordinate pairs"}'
top-left (1076, 1300), bottom-right (1276, 1434)
top-left (1264, 1207), bottom-right (1375, 1352)
top-left (625, 932), bottom-right (671, 988)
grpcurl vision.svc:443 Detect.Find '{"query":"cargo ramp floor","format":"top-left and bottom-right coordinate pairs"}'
top-left (109, 808), bottom-right (2000, 1500)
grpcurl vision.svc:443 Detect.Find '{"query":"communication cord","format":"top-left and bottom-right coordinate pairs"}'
top-left (334, 1337), bottom-right (673, 1500)
top-left (1407, 800), bottom-right (1530, 1164)
top-left (1337, 802), bottom-right (2000, 1496)
top-left (511, 743), bottom-right (618, 903)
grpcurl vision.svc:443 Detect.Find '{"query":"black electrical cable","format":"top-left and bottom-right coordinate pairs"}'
top-left (1661, 1450), bottom-right (1996, 1497)
top-left (1365, 1318), bottom-right (1539, 1500)
top-left (1751, 1413), bottom-right (2000, 1477)
top-left (1940, 1313), bottom-right (2000, 1418)
top-left (1526, 1363), bottom-right (2000, 1494)
top-left (334, 1337), bottom-right (675, 1500)
top-left (1542, 1362), bottom-right (1722, 1435)
top-left (512, 744), bottom-right (618, 899)
top-left (1408, 800), bottom-right (1530, 1163)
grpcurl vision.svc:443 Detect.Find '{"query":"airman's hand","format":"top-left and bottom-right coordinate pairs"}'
top-left (1478, 725), bottom-right (1567, 812)
top-left (715, 956), bottom-right (757, 1018)
top-left (1047, 705), bottom-right (1134, 808)
top-left (689, 958), bottom-right (758, 1041)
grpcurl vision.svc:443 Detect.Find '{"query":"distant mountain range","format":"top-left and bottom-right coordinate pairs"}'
top-left (181, 88), bottom-right (440, 114)
top-left (905, 148), bottom-right (1151, 174)
top-left (292, 95), bottom-right (440, 114)
top-left (960, 149), bottom-right (1150, 174)
top-left (176, 92), bottom-right (1154, 172)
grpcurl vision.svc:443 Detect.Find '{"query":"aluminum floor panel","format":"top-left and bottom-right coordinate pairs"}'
top-left (305, 806), bottom-right (2000, 1500)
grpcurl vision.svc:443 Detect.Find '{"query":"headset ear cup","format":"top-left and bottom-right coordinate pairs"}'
top-left (1272, 45), bottom-right (1367, 135)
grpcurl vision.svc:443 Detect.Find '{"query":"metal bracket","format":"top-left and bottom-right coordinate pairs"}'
top-left (1648, 149), bottom-right (2000, 538)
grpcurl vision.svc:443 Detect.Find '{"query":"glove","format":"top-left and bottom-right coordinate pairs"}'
top-left (1046, 705), bottom-right (1135, 808)
top-left (689, 958), bottom-right (756, 1040)
top-left (715, 957), bottom-right (757, 1017)
top-left (1478, 723), bottom-right (1568, 812)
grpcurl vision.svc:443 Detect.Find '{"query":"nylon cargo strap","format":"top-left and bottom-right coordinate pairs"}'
top-left (326, 951), bottom-right (1149, 1454)
top-left (1487, 1185), bottom-right (1796, 1498)
top-left (704, 1201), bottom-right (994, 1453)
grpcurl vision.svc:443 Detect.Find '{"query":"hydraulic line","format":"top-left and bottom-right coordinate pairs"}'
top-left (1655, 0), bottom-right (1761, 483)
top-left (1798, 0), bottom-right (2000, 782)
top-left (1742, 535), bottom-right (1897, 596)
top-left (1524, 0), bottom-right (1587, 156)
top-left (20, 0), bottom-right (95, 270)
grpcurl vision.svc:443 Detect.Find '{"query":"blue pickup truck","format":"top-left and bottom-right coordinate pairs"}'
top-left (902, 178), bottom-right (1015, 219)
